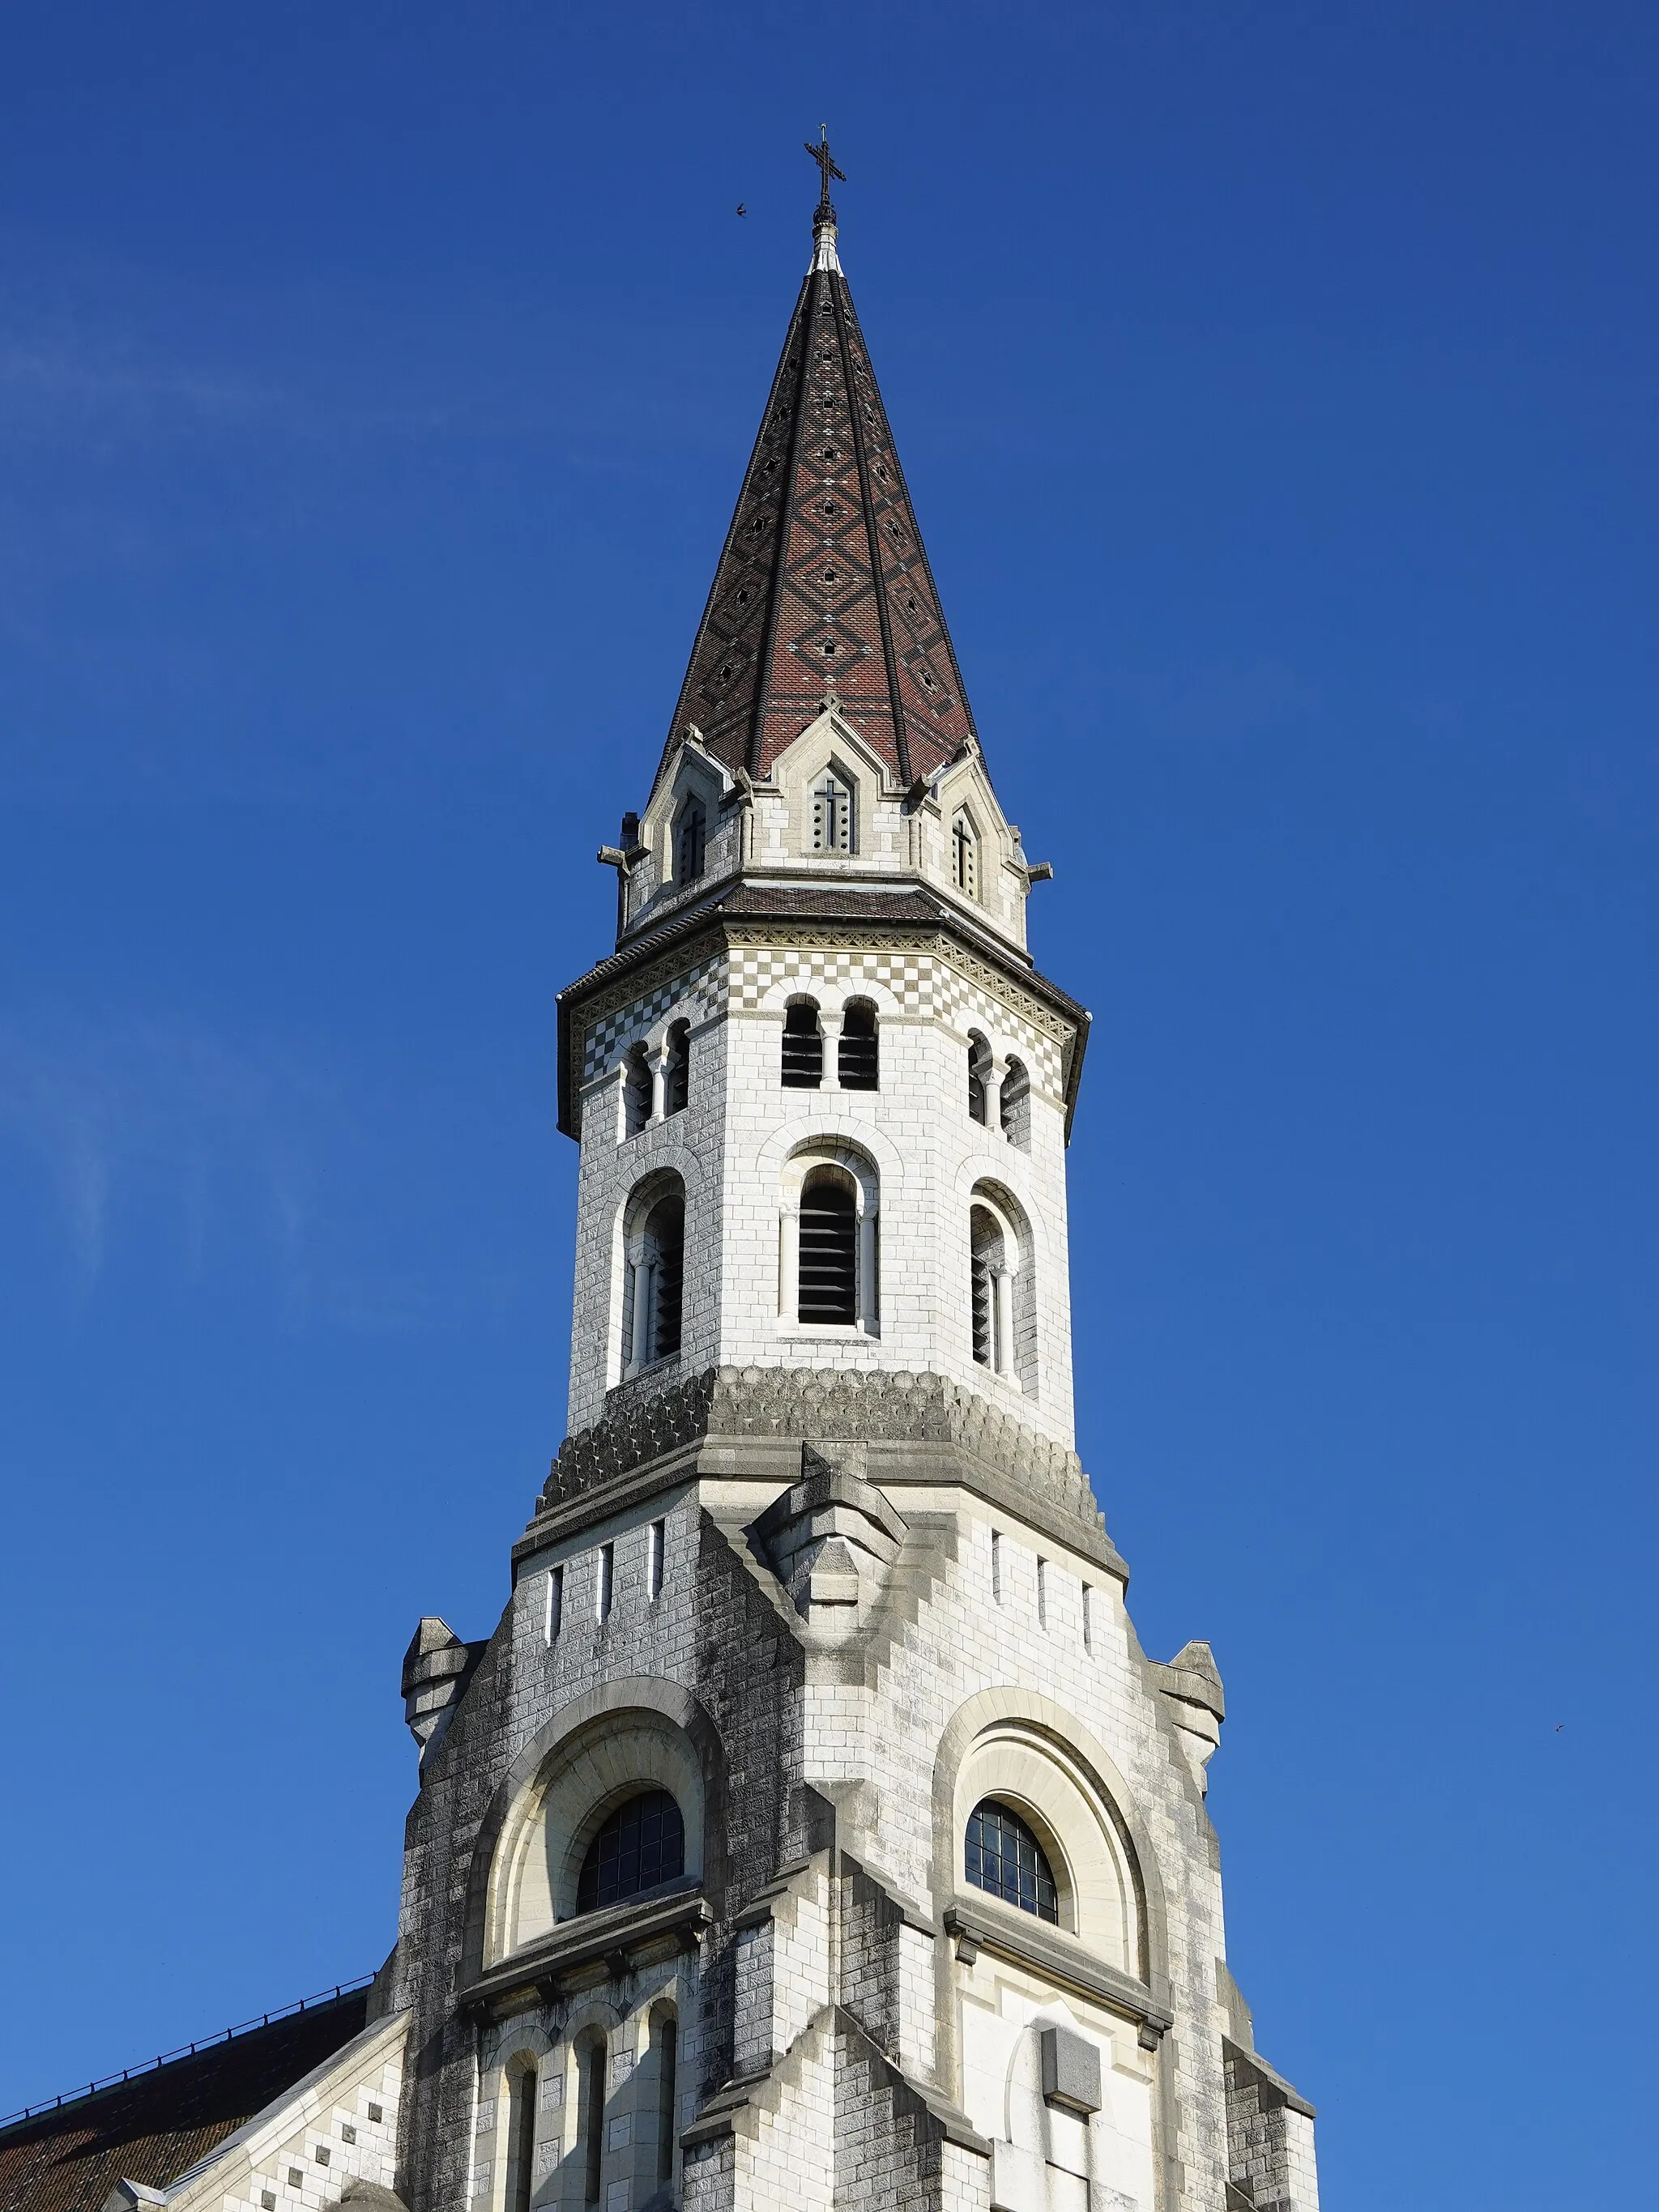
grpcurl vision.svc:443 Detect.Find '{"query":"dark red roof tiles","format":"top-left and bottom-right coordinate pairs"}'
top-left (0, 1992), bottom-right (369, 2212)
top-left (658, 253), bottom-right (978, 791)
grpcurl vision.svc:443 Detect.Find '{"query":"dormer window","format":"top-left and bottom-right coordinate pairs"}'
top-left (812, 770), bottom-right (855, 855)
top-left (676, 797), bottom-right (707, 885)
top-left (952, 812), bottom-right (979, 898)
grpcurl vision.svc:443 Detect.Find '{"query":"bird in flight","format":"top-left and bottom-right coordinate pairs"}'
top-left (736, 202), bottom-right (747, 217)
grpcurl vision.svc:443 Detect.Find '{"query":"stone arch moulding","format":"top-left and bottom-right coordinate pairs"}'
top-left (778, 1136), bottom-right (882, 1335)
top-left (484, 2016), bottom-right (556, 2070)
top-left (963, 1173), bottom-right (1043, 1400)
top-left (931, 1687), bottom-right (1167, 1995)
top-left (755, 1110), bottom-right (907, 1203)
top-left (754, 974), bottom-right (906, 1027)
top-left (462, 1678), bottom-right (727, 1986)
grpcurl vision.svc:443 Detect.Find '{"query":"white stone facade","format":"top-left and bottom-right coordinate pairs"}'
top-left (383, 675), bottom-right (1316, 2212)
top-left (565, 718), bottom-right (1077, 1449)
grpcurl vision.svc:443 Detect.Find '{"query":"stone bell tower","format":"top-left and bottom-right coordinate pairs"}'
top-left (383, 148), bottom-right (1320, 2212)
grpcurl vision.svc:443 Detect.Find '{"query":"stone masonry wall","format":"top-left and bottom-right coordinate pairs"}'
top-left (565, 936), bottom-right (1077, 1449)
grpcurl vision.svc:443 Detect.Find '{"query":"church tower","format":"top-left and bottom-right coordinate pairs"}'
top-left (383, 154), bottom-right (1322, 2212)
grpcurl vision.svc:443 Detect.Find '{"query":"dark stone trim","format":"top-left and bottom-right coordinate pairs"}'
top-left (944, 1903), bottom-right (1173, 2044)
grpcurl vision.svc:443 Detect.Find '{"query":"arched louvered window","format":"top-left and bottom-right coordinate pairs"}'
top-left (838, 999), bottom-right (879, 1090)
top-left (966, 1032), bottom-right (993, 1125)
top-left (964, 1797), bottom-right (1059, 1924)
top-left (952, 812), bottom-right (979, 897)
top-left (577, 1788), bottom-right (686, 1914)
top-left (676, 797), bottom-right (707, 884)
top-left (812, 770), bottom-right (855, 854)
top-left (999, 1056), bottom-right (1030, 1148)
top-left (782, 999), bottom-right (824, 1088)
top-left (624, 1186), bottom-right (684, 1375)
top-left (663, 1020), bottom-right (690, 1117)
top-left (970, 1204), bottom-right (1004, 1370)
top-left (623, 1045), bottom-right (653, 1138)
top-left (798, 1170), bottom-right (858, 1325)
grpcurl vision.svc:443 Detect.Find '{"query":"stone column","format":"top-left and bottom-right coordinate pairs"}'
top-left (778, 1204), bottom-right (800, 1321)
top-left (992, 1264), bottom-right (1015, 1380)
top-left (630, 1253), bottom-right (655, 1371)
top-left (859, 1202), bottom-right (880, 1334)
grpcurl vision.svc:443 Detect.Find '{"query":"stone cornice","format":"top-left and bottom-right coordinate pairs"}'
top-left (943, 1902), bottom-right (1173, 2045)
top-left (458, 1882), bottom-right (710, 2019)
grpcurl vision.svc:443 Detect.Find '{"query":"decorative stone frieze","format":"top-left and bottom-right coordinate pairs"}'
top-left (540, 1365), bottom-right (1104, 1538)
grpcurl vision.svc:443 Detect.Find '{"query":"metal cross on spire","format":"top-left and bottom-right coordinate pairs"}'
top-left (805, 125), bottom-right (846, 219)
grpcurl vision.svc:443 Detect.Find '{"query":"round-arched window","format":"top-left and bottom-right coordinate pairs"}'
top-left (964, 1796), bottom-right (1058, 1923)
top-left (576, 1789), bottom-right (685, 1915)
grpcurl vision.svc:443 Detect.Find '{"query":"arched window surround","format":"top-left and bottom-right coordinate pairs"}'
top-left (482, 1707), bottom-right (706, 1964)
top-left (949, 1720), bottom-right (1141, 1971)
top-left (642, 2001), bottom-right (681, 2194)
top-left (619, 1174), bottom-right (686, 1379)
top-left (476, 2022), bottom-right (557, 2212)
top-left (616, 1009), bottom-right (697, 1143)
top-left (967, 1180), bottom-right (1037, 1400)
top-left (778, 1140), bottom-right (880, 1338)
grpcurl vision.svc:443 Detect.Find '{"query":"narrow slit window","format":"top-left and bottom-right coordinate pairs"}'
top-left (545, 1564), bottom-right (564, 1645)
top-left (991, 1529), bottom-right (1002, 1605)
top-left (648, 1519), bottom-right (666, 1601)
top-left (1037, 1557), bottom-right (1048, 1630)
top-left (580, 2043), bottom-right (605, 2206)
top-left (1081, 1581), bottom-right (1094, 1653)
top-left (655, 2017), bottom-right (678, 2185)
top-left (507, 2067), bottom-right (536, 2212)
top-left (596, 1542), bottom-right (614, 1624)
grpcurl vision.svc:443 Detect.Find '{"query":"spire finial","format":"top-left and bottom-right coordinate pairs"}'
top-left (805, 126), bottom-right (847, 271)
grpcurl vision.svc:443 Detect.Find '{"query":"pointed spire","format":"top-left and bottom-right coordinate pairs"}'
top-left (655, 143), bottom-right (979, 793)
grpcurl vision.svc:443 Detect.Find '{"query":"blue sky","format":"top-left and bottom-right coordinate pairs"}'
top-left (1, 4), bottom-right (1654, 2202)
